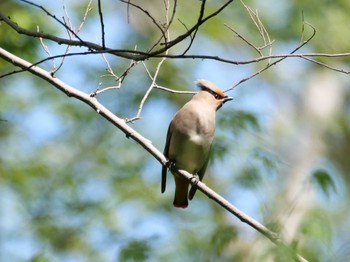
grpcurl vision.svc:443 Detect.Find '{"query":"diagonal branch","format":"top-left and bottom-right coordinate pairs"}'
top-left (0, 47), bottom-right (308, 262)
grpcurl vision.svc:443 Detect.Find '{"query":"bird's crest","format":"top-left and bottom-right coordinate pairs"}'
top-left (196, 79), bottom-right (225, 98)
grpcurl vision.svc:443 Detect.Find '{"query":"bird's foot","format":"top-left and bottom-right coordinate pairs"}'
top-left (166, 160), bottom-right (176, 170)
top-left (190, 174), bottom-right (200, 186)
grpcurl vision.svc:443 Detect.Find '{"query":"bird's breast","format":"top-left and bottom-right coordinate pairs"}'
top-left (168, 118), bottom-right (214, 173)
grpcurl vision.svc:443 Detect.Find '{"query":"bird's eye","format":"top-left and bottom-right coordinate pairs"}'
top-left (205, 88), bottom-right (222, 100)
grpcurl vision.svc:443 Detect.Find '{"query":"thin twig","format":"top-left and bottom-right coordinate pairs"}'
top-left (19, 0), bottom-right (85, 43)
top-left (120, 0), bottom-right (166, 49)
top-left (62, 1), bottom-right (74, 33)
top-left (225, 21), bottom-right (317, 92)
top-left (180, 0), bottom-right (206, 55)
top-left (37, 25), bottom-right (57, 71)
top-left (155, 0), bottom-right (235, 54)
top-left (90, 54), bottom-right (132, 97)
top-left (97, 0), bottom-right (106, 49)
top-left (240, 0), bottom-right (273, 60)
top-left (224, 23), bottom-right (263, 56)
top-left (154, 84), bottom-right (196, 95)
top-left (126, 0), bottom-right (172, 123)
top-left (91, 46), bottom-right (140, 97)
top-left (126, 0), bottom-right (131, 23)
top-left (147, 0), bottom-right (178, 52)
top-left (77, 0), bottom-right (93, 33)
top-left (301, 56), bottom-right (350, 74)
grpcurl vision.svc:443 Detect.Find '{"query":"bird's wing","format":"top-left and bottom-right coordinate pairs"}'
top-left (188, 148), bottom-right (211, 200)
top-left (161, 124), bottom-right (173, 193)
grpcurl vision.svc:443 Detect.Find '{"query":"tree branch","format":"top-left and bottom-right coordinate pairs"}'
top-left (0, 11), bottom-right (146, 60)
top-left (0, 47), bottom-right (308, 262)
top-left (97, 0), bottom-right (106, 49)
top-left (1, 7), bottom-right (349, 78)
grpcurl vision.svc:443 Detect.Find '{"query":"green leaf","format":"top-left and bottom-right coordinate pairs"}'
top-left (29, 254), bottom-right (51, 262)
top-left (236, 166), bottom-right (261, 189)
top-left (311, 169), bottom-right (336, 198)
top-left (119, 239), bottom-right (151, 262)
top-left (211, 226), bottom-right (238, 255)
top-left (219, 110), bottom-right (260, 133)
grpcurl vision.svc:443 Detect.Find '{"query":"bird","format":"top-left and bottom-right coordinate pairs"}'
top-left (161, 79), bottom-right (233, 208)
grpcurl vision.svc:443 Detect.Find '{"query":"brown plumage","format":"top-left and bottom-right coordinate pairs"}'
top-left (162, 80), bottom-right (232, 208)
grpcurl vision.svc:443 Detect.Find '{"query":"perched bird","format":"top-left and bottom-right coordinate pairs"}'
top-left (162, 80), bottom-right (233, 208)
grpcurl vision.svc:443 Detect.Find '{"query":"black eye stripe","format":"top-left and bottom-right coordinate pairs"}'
top-left (203, 88), bottom-right (224, 99)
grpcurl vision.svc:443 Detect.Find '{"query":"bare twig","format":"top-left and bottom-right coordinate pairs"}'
top-left (62, 2), bottom-right (74, 33)
top-left (91, 45), bottom-right (140, 97)
top-left (36, 0), bottom-right (72, 75)
top-left (240, 0), bottom-right (273, 59)
top-left (120, 0), bottom-right (167, 50)
top-left (37, 26), bottom-right (57, 71)
top-left (97, 0), bottom-right (106, 49)
top-left (300, 56), bottom-right (350, 74)
top-left (19, 0), bottom-right (85, 43)
top-left (132, 59), bottom-right (166, 120)
top-left (147, 0), bottom-right (178, 52)
top-left (154, 84), bottom-right (196, 95)
top-left (225, 22), bottom-right (317, 92)
top-left (180, 0), bottom-right (206, 55)
top-left (101, 54), bottom-right (121, 80)
top-left (90, 55), bottom-right (139, 97)
top-left (155, 0), bottom-right (235, 54)
top-left (224, 23), bottom-right (263, 56)
top-left (126, 0), bottom-right (172, 123)
top-left (35, 0), bottom-right (93, 77)
top-left (90, 82), bottom-right (122, 97)
top-left (125, 0), bottom-right (131, 23)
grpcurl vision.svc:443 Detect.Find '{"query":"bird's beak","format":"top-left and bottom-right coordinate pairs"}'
top-left (223, 96), bottom-right (233, 104)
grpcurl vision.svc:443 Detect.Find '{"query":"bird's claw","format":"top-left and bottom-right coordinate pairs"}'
top-left (190, 174), bottom-right (200, 186)
top-left (166, 160), bottom-right (175, 170)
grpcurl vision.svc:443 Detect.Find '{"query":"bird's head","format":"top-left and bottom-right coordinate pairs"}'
top-left (195, 79), bottom-right (233, 110)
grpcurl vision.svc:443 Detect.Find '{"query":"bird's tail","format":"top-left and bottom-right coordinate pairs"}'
top-left (173, 176), bottom-right (189, 208)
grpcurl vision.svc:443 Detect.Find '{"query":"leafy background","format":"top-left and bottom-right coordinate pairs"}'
top-left (1, 0), bottom-right (350, 261)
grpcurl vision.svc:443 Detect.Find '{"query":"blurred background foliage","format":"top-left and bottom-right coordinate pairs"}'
top-left (1, 0), bottom-right (350, 261)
